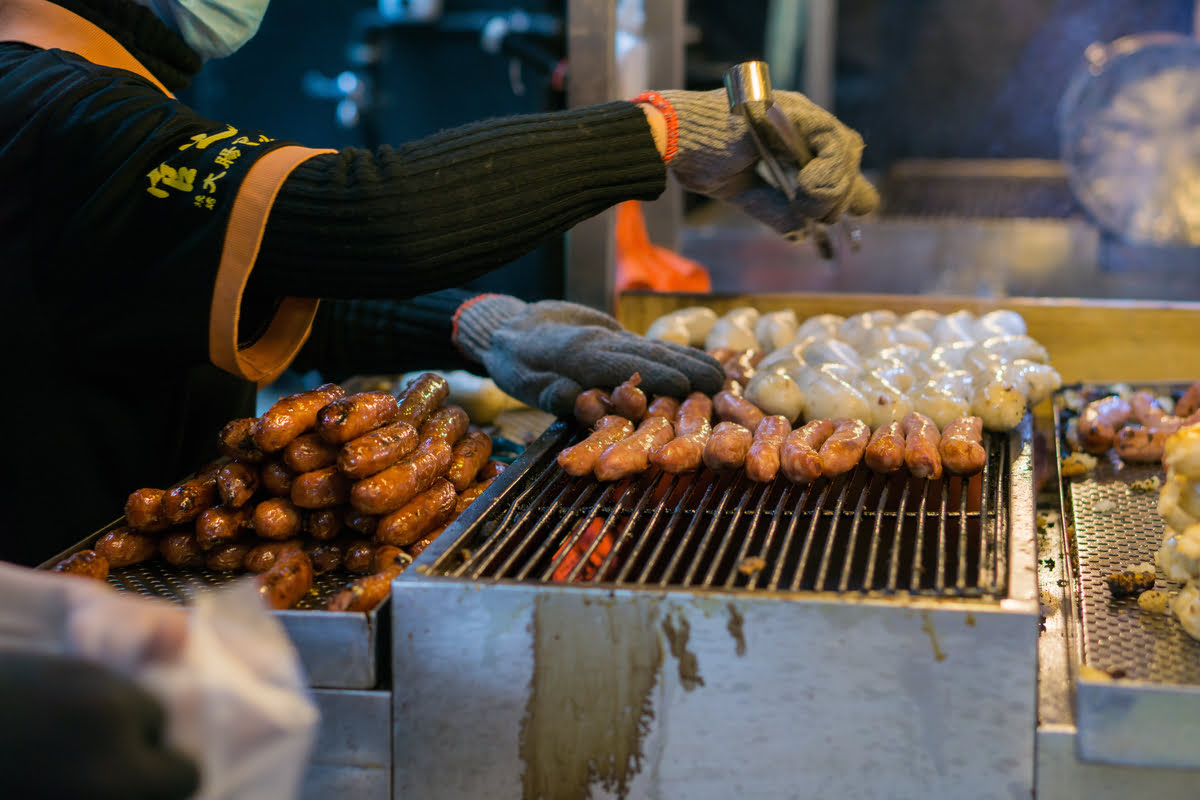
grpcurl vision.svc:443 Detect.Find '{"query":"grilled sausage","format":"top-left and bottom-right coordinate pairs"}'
top-left (205, 541), bottom-right (253, 572)
top-left (159, 531), bottom-right (205, 568)
top-left (1178, 380), bottom-right (1200, 417)
top-left (376, 478), bottom-right (458, 547)
top-left (713, 390), bottom-right (765, 431)
top-left (445, 429), bottom-right (493, 492)
top-left (455, 477), bottom-right (496, 515)
top-left (95, 527), bottom-right (159, 568)
top-left (259, 459), bottom-right (296, 497)
top-left (394, 372), bottom-right (450, 429)
top-left (745, 415), bottom-right (792, 482)
top-left (253, 497), bottom-right (304, 540)
top-left (243, 539), bottom-right (302, 573)
top-left (1078, 394), bottom-right (1133, 455)
top-left (1114, 425), bottom-right (1174, 463)
top-left (477, 460), bottom-right (507, 481)
top-left (326, 554), bottom-right (410, 613)
top-left (418, 405), bottom-right (471, 447)
top-left (252, 383), bottom-right (346, 453)
top-left (216, 417), bottom-right (265, 464)
top-left (342, 538), bottom-right (378, 574)
top-left (257, 547), bottom-right (313, 610)
top-left (557, 415), bottom-right (636, 477)
top-left (902, 411), bottom-right (943, 480)
top-left (337, 421), bottom-right (420, 480)
top-left (54, 549), bottom-right (110, 580)
top-left (1130, 390), bottom-right (1173, 427)
top-left (161, 473), bottom-right (220, 526)
top-left (781, 419), bottom-right (835, 484)
top-left (304, 537), bottom-right (349, 574)
top-left (305, 507), bottom-right (344, 541)
top-left (864, 421), bottom-right (906, 474)
top-left (939, 416), bottom-right (987, 476)
top-left (819, 418), bottom-right (871, 477)
top-left (344, 510), bottom-right (379, 536)
top-left (574, 389), bottom-right (613, 428)
top-left (291, 466), bottom-right (351, 509)
top-left (594, 416), bottom-right (675, 481)
top-left (406, 527), bottom-right (447, 559)
top-left (215, 461), bottom-right (260, 508)
top-left (721, 349), bottom-right (761, 385)
top-left (650, 392), bottom-right (713, 474)
top-left (610, 373), bottom-right (647, 422)
top-left (702, 421), bottom-right (754, 473)
top-left (194, 504), bottom-right (253, 550)
top-left (373, 544), bottom-right (413, 573)
top-left (316, 390), bottom-right (401, 445)
top-left (124, 488), bottom-right (169, 533)
top-left (646, 395), bottom-right (682, 422)
top-left (350, 438), bottom-right (453, 515)
top-left (282, 432), bottom-right (340, 474)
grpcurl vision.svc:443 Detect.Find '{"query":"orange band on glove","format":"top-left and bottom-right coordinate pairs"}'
top-left (631, 91), bottom-right (679, 164)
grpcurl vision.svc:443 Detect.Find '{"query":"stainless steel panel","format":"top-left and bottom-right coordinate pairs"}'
top-left (300, 689), bottom-right (392, 799)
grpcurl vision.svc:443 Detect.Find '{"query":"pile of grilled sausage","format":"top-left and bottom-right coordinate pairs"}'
top-left (558, 373), bottom-right (988, 485)
top-left (1076, 381), bottom-right (1200, 463)
top-left (54, 373), bottom-right (503, 611)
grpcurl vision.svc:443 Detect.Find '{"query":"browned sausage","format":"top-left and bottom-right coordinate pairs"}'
top-left (337, 421), bottom-right (419, 480)
top-left (1078, 395), bottom-right (1133, 454)
top-left (703, 421), bottom-right (754, 472)
top-left (252, 383), bottom-right (346, 453)
top-left (610, 373), bottom-right (647, 422)
top-left (350, 438), bottom-right (453, 515)
top-left (243, 539), bottom-right (301, 573)
top-left (557, 415), bottom-right (636, 477)
top-left (1178, 380), bottom-right (1200, 417)
top-left (419, 405), bottom-right (471, 447)
top-left (446, 429), bottom-right (493, 492)
top-left (316, 391), bottom-right (401, 445)
top-left (646, 395), bottom-right (682, 422)
top-left (290, 466), bottom-right (351, 509)
top-left (902, 412), bottom-right (943, 480)
top-left (1114, 425), bottom-right (1174, 463)
top-left (304, 537), bottom-right (349, 574)
top-left (594, 416), bottom-right (676, 481)
top-left (159, 531), bottom-right (205, 568)
top-left (282, 432), bottom-right (340, 474)
top-left (215, 461), bottom-right (259, 508)
top-left (376, 478), bottom-right (458, 547)
top-left (713, 390), bottom-right (765, 431)
top-left (939, 416), bottom-right (987, 476)
top-left (394, 372), bottom-right (450, 429)
top-left (205, 541), bottom-right (253, 572)
top-left (344, 510), bottom-right (378, 536)
top-left (574, 389), bottom-right (613, 428)
top-left (253, 496), bottom-right (304, 540)
top-left (305, 508), bottom-right (344, 541)
top-left (745, 415), bottom-right (792, 482)
top-left (406, 526), bottom-right (448, 559)
top-left (216, 417), bottom-right (265, 464)
top-left (194, 504), bottom-right (253, 550)
top-left (342, 538), bottom-right (377, 574)
top-left (455, 477), bottom-right (496, 515)
top-left (819, 418), bottom-right (870, 477)
top-left (864, 421), bottom-right (906, 474)
top-left (325, 555), bottom-right (410, 613)
top-left (373, 544), bottom-right (412, 573)
top-left (124, 488), bottom-right (169, 533)
top-left (161, 473), bottom-right (220, 527)
top-left (721, 349), bottom-right (761, 385)
top-left (257, 547), bottom-right (313, 610)
top-left (259, 460), bottom-right (296, 497)
top-left (54, 549), bottom-right (110, 580)
top-left (781, 419), bottom-right (835, 483)
top-left (649, 392), bottom-right (713, 474)
top-left (477, 460), bottom-right (507, 481)
top-left (1131, 390), bottom-right (1173, 427)
top-left (94, 527), bottom-right (159, 568)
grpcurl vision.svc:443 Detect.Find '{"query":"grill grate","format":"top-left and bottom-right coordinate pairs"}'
top-left (106, 562), bottom-right (354, 610)
top-left (434, 430), bottom-right (1011, 598)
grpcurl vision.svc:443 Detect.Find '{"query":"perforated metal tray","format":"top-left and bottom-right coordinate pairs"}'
top-left (1054, 382), bottom-right (1200, 768)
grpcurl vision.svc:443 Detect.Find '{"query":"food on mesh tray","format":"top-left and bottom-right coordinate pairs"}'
top-left (336, 421), bottom-right (420, 480)
top-left (1105, 562), bottom-right (1157, 597)
top-left (257, 546), bottom-right (314, 610)
top-left (95, 527), bottom-right (160, 568)
top-left (1136, 589), bottom-right (1171, 614)
top-left (394, 372), bottom-right (451, 429)
top-left (376, 478), bottom-right (458, 547)
top-left (252, 383), bottom-right (347, 453)
top-left (315, 390), bottom-right (400, 445)
top-left (53, 549), bottom-right (110, 580)
top-left (1059, 451), bottom-right (1099, 478)
top-left (1150, 422), bottom-right (1200, 639)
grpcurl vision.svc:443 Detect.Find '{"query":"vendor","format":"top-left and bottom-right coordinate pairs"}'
top-left (0, 0), bottom-right (878, 566)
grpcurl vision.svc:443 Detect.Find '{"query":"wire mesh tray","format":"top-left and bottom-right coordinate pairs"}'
top-left (41, 520), bottom-right (389, 690)
top-left (1053, 381), bottom-right (1200, 768)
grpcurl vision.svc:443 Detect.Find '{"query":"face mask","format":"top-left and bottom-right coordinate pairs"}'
top-left (144, 0), bottom-right (271, 60)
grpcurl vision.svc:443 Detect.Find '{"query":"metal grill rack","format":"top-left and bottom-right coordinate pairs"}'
top-left (105, 560), bottom-right (354, 611)
top-left (425, 423), bottom-right (1011, 599)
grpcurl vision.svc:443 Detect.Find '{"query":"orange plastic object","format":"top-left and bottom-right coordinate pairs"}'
top-left (614, 200), bottom-right (712, 293)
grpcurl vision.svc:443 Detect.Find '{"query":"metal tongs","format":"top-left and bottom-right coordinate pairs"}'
top-left (723, 61), bottom-right (861, 262)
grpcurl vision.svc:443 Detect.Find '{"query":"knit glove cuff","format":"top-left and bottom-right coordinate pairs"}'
top-left (452, 294), bottom-right (527, 363)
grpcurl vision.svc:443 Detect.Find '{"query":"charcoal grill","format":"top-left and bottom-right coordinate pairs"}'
top-left (392, 415), bottom-right (1040, 799)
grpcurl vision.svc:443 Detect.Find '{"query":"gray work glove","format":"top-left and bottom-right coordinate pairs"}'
top-left (658, 88), bottom-right (879, 232)
top-left (453, 294), bottom-right (725, 417)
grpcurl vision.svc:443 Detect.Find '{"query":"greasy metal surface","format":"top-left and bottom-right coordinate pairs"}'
top-left (422, 423), bottom-right (1012, 600)
top-left (1054, 384), bottom-right (1200, 684)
